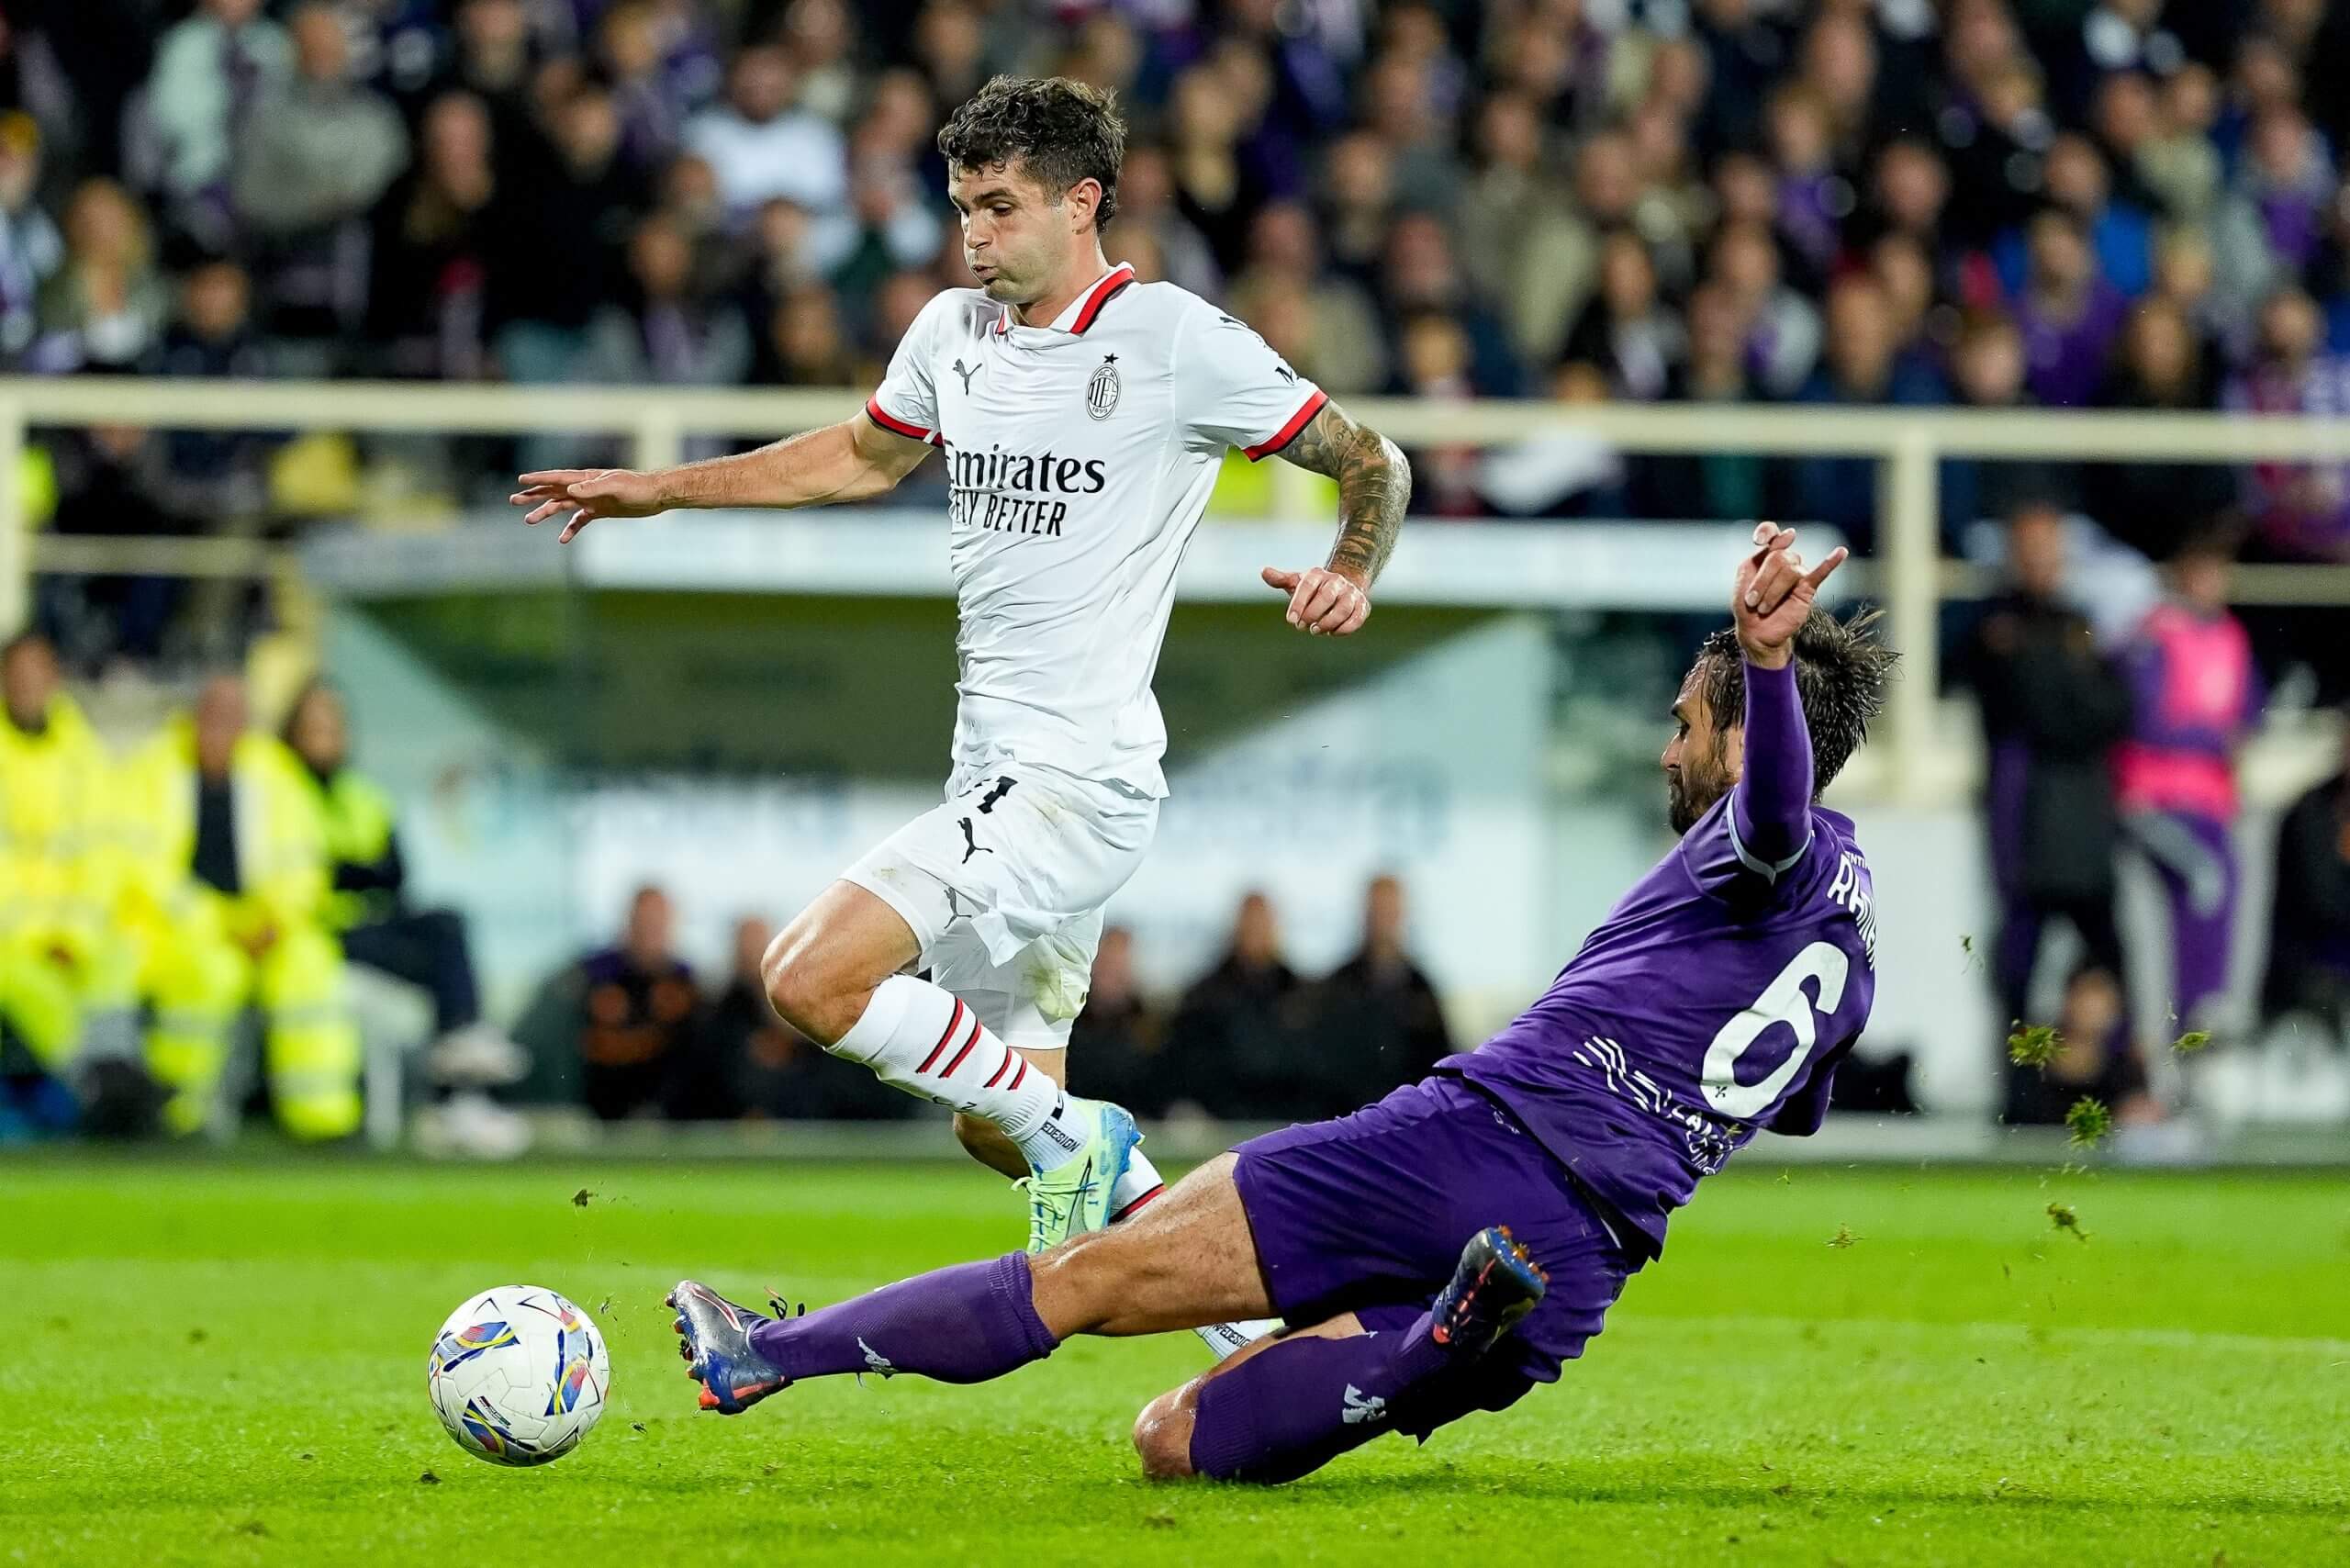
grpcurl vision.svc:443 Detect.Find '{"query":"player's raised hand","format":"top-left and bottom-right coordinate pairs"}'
top-left (509, 468), bottom-right (670, 543)
top-left (1733, 521), bottom-right (1847, 666)
top-left (1261, 564), bottom-right (1371, 636)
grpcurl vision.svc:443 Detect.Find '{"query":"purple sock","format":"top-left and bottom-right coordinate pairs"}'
top-left (746, 1251), bottom-right (1059, 1385)
top-left (1188, 1311), bottom-right (1460, 1484)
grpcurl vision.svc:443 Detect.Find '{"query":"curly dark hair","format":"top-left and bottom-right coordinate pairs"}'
top-left (936, 75), bottom-right (1126, 230)
top-left (1695, 608), bottom-right (1898, 795)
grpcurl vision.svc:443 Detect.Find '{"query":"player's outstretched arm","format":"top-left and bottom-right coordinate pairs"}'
top-left (1729, 522), bottom-right (1847, 872)
top-left (509, 411), bottom-right (934, 543)
top-left (1259, 400), bottom-right (1412, 637)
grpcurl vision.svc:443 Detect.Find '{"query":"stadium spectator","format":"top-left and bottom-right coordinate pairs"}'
top-left (140, 0), bottom-right (293, 249)
top-left (1964, 502), bottom-right (2136, 1124)
top-left (1787, 275), bottom-right (1947, 554)
top-left (231, 3), bottom-right (410, 364)
top-left (0, 114), bottom-right (63, 367)
top-left (2210, 107), bottom-right (2336, 321)
top-left (1167, 890), bottom-right (1313, 1120)
top-left (1941, 311), bottom-right (2073, 538)
top-left (119, 671), bottom-right (362, 1139)
top-left (408, 0), bottom-right (536, 147)
top-left (34, 179), bottom-right (168, 373)
top-left (41, 424), bottom-right (193, 666)
top-left (368, 91), bottom-right (499, 380)
top-left (684, 45), bottom-right (846, 234)
top-left (2225, 286), bottom-right (2350, 562)
top-left (1061, 924), bottom-right (1166, 1119)
top-left (1108, 141), bottom-right (1220, 302)
top-left (483, 76), bottom-right (643, 466)
top-left (1454, 93), bottom-right (1582, 370)
top-left (1228, 201), bottom-right (1384, 396)
top-left (2012, 210), bottom-right (2127, 411)
top-left (1637, 282), bottom-right (1768, 521)
top-left (1707, 218), bottom-right (1819, 398)
top-left (823, 140), bottom-right (946, 305)
top-left (154, 261), bottom-right (273, 521)
top-left (279, 680), bottom-right (523, 1090)
top-left (2088, 299), bottom-right (2235, 562)
top-left (699, 914), bottom-right (908, 1121)
top-left (2263, 714), bottom-right (2350, 1041)
top-left (571, 884), bottom-right (699, 1122)
top-left (1305, 876), bottom-right (1453, 1109)
top-left (0, 632), bottom-right (134, 1132)
top-left (582, 214), bottom-right (753, 393)
top-left (1560, 230), bottom-right (1683, 404)
top-left (2116, 540), bottom-right (2262, 1040)
top-left (753, 281), bottom-right (856, 388)
top-left (598, 1), bottom-right (691, 176)
top-left (2004, 961), bottom-right (2157, 1127)
top-left (1168, 62), bottom-right (1271, 276)
top-left (1379, 212), bottom-right (1520, 398)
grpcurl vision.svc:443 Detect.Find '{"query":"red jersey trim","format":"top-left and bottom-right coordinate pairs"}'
top-left (1243, 388), bottom-right (1329, 461)
top-left (993, 263), bottom-right (1137, 337)
top-left (1069, 264), bottom-right (1137, 335)
top-left (864, 396), bottom-right (940, 446)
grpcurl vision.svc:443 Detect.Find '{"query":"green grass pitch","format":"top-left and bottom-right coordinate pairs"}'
top-left (2, 1155), bottom-right (2345, 1567)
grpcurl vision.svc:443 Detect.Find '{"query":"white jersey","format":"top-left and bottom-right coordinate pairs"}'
top-left (865, 263), bottom-right (1327, 800)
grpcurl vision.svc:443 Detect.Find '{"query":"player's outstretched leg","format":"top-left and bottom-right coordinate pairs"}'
top-left (1132, 1226), bottom-right (1549, 1484)
top-left (669, 1154), bottom-right (1281, 1415)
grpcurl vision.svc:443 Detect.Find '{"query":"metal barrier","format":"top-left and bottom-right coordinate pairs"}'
top-left (10, 376), bottom-right (2350, 801)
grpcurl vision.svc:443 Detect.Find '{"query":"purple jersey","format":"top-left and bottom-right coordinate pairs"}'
top-left (1438, 795), bottom-right (1877, 1258)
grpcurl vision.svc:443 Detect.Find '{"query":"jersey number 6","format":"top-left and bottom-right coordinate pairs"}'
top-left (1699, 941), bottom-right (1851, 1119)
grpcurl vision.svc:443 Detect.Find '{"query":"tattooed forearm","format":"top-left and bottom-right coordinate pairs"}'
top-left (1278, 400), bottom-right (1412, 586)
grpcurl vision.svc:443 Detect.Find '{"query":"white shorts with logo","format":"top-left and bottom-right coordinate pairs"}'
top-left (842, 762), bottom-right (1158, 1051)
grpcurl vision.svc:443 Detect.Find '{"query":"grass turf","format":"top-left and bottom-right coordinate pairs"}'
top-left (1, 1156), bottom-right (2344, 1567)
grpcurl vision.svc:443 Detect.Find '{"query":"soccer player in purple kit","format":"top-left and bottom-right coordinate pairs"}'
top-left (668, 522), bottom-right (1897, 1484)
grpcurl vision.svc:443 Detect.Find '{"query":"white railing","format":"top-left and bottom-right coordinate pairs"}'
top-left (9, 377), bottom-right (2350, 801)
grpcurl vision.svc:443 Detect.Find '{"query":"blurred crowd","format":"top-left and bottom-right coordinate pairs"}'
top-left (10, 0), bottom-right (2350, 659)
top-left (1966, 503), bottom-right (2350, 1126)
top-left (506, 876), bottom-right (1452, 1126)
top-left (1, 622), bottom-right (1456, 1140)
top-left (0, 631), bottom-right (529, 1141)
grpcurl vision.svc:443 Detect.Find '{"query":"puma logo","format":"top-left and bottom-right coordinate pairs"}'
top-left (952, 358), bottom-right (980, 395)
top-left (958, 817), bottom-right (993, 863)
top-left (1341, 1384), bottom-right (1387, 1425)
top-left (977, 777), bottom-right (1015, 814)
top-left (1274, 364), bottom-right (1296, 384)
top-left (857, 1337), bottom-right (895, 1376)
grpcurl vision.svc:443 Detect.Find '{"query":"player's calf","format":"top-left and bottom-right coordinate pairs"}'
top-left (1165, 1227), bottom-right (1549, 1485)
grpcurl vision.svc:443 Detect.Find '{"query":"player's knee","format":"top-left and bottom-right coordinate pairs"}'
top-left (760, 929), bottom-right (854, 1042)
top-left (1132, 1384), bottom-right (1200, 1481)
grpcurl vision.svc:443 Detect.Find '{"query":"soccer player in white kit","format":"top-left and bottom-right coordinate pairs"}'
top-left (511, 76), bottom-right (1412, 1279)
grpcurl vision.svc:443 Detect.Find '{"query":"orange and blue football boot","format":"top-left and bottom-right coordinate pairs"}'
top-left (1428, 1226), bottom-right (1548, 1356)
top-left (667, 1280), bottom-right (790, 1415)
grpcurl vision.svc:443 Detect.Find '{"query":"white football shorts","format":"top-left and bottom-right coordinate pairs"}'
top-left (842, 762), bottom-right (1158, 1050)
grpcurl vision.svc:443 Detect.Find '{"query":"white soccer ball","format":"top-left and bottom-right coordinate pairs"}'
top-left (426, 1285), bottom-right (610, 1467)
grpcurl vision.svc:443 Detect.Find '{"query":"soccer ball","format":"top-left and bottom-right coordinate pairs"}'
top-left (426, 1285), bottom-right (610, 1467)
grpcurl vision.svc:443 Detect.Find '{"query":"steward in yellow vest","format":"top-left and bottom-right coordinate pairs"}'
top-left (119, 673), bottom-right (361, 1138)
top-left (1, 633), bottom-right (141, 1126)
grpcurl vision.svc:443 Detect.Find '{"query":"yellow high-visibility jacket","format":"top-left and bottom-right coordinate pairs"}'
top-left (117, 721), bottom-right (337, 947)
top-left (0, 695), bottom-right (117, 946)
top-left (292, 763), bottom-right (402, 931)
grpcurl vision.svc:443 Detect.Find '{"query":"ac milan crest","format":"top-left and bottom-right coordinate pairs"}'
top-left (1086, 353), bottom-right (1120, 420)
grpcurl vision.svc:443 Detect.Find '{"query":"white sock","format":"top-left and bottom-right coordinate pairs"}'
top-left (1193, 1319), bottom-right (1282, 1361)
top-left (828, 975), bottom-right (1089, 1171)
top-left (1110, 1148), bottom-right (1166, 1218)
